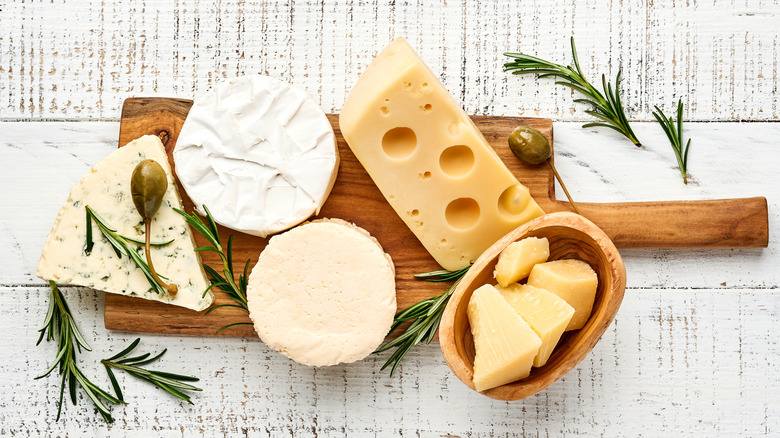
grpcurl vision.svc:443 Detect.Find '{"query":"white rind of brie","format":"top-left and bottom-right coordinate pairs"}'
top-left (36, 135), bottom-right (214, 312)
top-left (173, 75), bottom-right (340, 237)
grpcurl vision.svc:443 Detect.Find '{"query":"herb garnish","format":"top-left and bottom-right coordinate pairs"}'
top-left (376, 265), bottom-right (470, 375)
top-left (36, 282), bottom-right (202, 422)
top-left (102, 338), bottom-right (201, 404)
top-left (176, 205), bottom-right (252, 333)
top-left (36, 281), bottom-right (122, 422)
top-left (504, 37), bottom-right (641, 147)
top-left (85, 205), bottom-right (172, 295)
top-left (653, 99), bottom-right (692, 184)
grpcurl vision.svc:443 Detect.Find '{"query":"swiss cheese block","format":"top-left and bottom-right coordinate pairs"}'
top-left (468, 284), bottom-right (542, 392)
top-left (527, 260), bottom-right (598, 331)
top-left (493, 237), bottom-right (550, 287)
top-left (246, 219), bottom-right (396, 366)
top-left (339, 37), bottom-right (544, 271)
top-left (496, 284), bottom-right (575, 367)
top-left (174, 75), bottom-right (339, 238)
top-left (36, 135), bottom-right (214, 311)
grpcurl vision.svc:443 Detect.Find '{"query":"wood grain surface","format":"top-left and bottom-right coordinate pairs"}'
top-left (104, 97), bottom-right (768, 337)
top-left (106, 98), bottom-right (556, 336)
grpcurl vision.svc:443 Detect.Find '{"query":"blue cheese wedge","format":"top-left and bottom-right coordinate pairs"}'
top-left (36, 135), bottom-right (214, 311)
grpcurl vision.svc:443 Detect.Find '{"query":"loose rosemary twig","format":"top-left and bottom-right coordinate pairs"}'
top-left (102, 338), bottom-right (201, 404)
top-left (85, 205), bottom-right (173, 295)
top-left (35, 281), bottom-right (122, 423)
top-left (175, 205), bottom-right (252, 333)
top-left (376, 265), bottom-right (471, 376)
top-left (652, 99), bottom-right (692, 184)
top-left (504, 37), bottom-right (642, 147)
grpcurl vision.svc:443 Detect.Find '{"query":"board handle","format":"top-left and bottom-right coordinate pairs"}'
top-left (555, 197), bottom-right (769, 248)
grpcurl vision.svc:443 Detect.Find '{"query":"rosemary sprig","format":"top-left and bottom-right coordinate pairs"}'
top-left (652, 99), bottom-right (692, 184)
top-left (35, 281), bottom-right (122, 422)
top-left (504, 37), bottom-right (642, 147)
top-left (376, 265), bottom-right (470, 375)
top-left (121, 236), bottom-right (175, 247)
top-left (102, 338), bottom-right (201, 404)
top-left (84, 205), bottom-right (171, 295)
top-left (175, 205), bottom-right (252, 333)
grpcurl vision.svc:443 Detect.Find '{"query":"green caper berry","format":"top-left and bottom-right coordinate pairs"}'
top-left (131, 159), bottom-right (168, 220)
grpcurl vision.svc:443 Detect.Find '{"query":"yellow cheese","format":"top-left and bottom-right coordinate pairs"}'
top-left (527, 260), bottom-right (598, 331)
top-left (339, 37), bottom-right (544, 271)
top-left (467, 284), bottom-right (542, 391)
top-left (496, 284), bottom-right (575, 367)
top-left (493, 237), bottom-right (550, 287)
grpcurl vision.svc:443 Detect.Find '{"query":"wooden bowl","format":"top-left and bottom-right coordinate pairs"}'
top-left (439, 212), bottom-right (626, 400)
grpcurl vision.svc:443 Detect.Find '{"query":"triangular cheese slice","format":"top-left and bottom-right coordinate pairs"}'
top-left (37, 135), bottom-right (214, 311)
top-left (468, 284), bottom-right (542, 392)
top-left (497, 284), bottom-right (575, 367)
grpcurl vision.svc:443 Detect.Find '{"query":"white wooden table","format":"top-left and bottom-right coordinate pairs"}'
top-left (2, 1), bottom-right (779, 436)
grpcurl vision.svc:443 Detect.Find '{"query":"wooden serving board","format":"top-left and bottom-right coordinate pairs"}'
top-left (104, 98), bottom-right (769, 337)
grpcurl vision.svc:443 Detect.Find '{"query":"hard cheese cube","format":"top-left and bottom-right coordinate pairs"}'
top-left (339, 37), bottom-right (544, 271)
top-left (468, 284), bottom-right (542, 392)
top-left (497, 284), bottom-right (575, 367)
top-left (493, 237), bottom-right (550, 287)
top-left (527, 260), bottom-right (598, 331)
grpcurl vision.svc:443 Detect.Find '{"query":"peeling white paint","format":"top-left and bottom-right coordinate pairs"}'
top-left (0, 1), bottom-right (778, 121)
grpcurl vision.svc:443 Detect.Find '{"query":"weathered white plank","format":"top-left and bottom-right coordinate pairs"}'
top-left (2, 121), bottom-right (777, 289)
top-left (1, 0), bottom-right (778, 121)
top-left (2, 285), bottom-right (777, 436)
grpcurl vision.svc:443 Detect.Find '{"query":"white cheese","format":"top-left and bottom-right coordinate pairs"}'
top-left (36, 135), bottom-right (214, 311)
top-left (246, 219), bottom-right (396, 366)
top-left (173, 75), bottom-right (340, 237)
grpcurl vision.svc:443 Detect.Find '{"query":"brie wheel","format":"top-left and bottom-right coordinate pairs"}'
top-left (247, 219), bottom-right (396, 366)
top-left (174, 75), bottom-right (339, 237)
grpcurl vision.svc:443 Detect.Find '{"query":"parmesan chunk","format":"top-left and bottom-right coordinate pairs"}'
top-left (496, 284), bottom-right (575, 367)
top-left (527, 260), bottom-right (598, 331)
top-left (468, 284), bottom-right (542, 391)
top-left (493, 237), bottom-right (550, 287)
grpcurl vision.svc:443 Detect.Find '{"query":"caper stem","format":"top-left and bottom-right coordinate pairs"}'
top-left (144, 220), bottom-right (178, 296)
top-left (546, 160), bottom-right (583, 216)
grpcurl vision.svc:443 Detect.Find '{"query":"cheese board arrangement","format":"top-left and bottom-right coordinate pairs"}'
top-left (33, 36), bottom-right (769, 421)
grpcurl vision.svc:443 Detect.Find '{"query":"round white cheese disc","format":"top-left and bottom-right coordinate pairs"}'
top-left (247, 219), bottom-right (396, 366)
top-left (173, 75), bottom-right (339, 237)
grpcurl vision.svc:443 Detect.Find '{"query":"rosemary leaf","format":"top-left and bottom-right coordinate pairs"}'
top-left (105, 365), bottom-right (123, 402)
top-left (504, 37), bottom-right (642, 147)
top-left (120, 235), bottom-right (175, 247)
top-left (106, 338), bottom-right (141, 361)
top-left (215, 322), bottom-right (254, 334)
